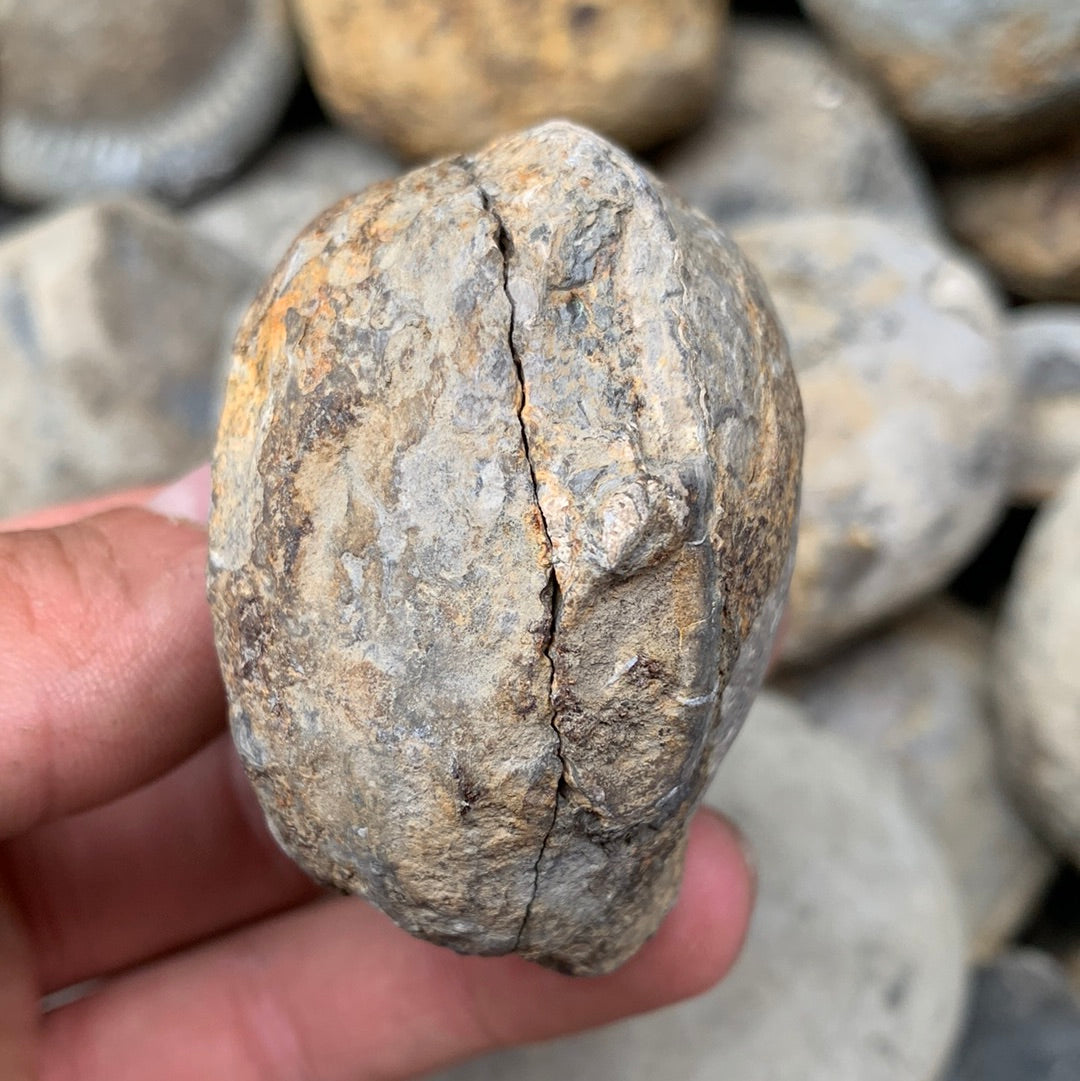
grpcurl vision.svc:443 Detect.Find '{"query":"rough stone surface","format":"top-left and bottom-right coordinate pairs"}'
top-left (992, 465), bottom-right (1080, 867)
top-left (947, 951), bottom-right (1080, 1081)
top-left (188, 128), bottom-right (400, 276)
top-left (940, 136), bottom-right (1080, 303)
top-left (1004, 305), bottom-right (1080, 503)
top-left (208, 121), bottom-right (802, 975)
top-left (798, 0), bottom-right (1080, 163)
top-left (734, 212), bottom-right (1012, 663)
top-left (0, 0), bottom-right (297, 204)
top-left (776, 598), bottom-right (1055, 961)
top-left (0, 197), bottom-right (258, 518)
top-left (659, 20), bottom-right (936, 231)
top-left (290, 0), bottom-right (726, 160)
top-left (434, 693), bottom-right (967, 1081)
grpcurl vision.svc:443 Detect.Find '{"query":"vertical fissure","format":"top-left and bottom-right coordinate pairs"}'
top-left (471, 175), bottom-right (565, 947)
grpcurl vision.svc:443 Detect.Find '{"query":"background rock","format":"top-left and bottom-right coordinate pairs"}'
top-left (1004, 305), bottom-right (1080, 503)
top-left (798, 0), bottom-right (1080, 163)
top-left (940, 135), bottom-right (1080, 303)
top-left (434, 693), bottom-right (967, 1081)
top-left (776, 598), bottom-right (1055, 960)
top-left (946, 951), bottom-right (1080, 1081)
top-left (0, 0), bottom-right (297, 203)
top-left (992, 465), bottom-right (1080, 867)
top-left (660, 20), bottom-right (936, 231)
top-left (0, 197), bottom-right (257, 517)
top-left (733, 212), bottom-right (1012, 663)
top-left (289, 0), bottom-right (726, 159)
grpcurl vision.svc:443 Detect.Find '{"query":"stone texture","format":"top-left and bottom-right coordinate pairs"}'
top-left (941, 135), bottom-right (1080, 303)
top-left (434, 693), bottom-right (967, 1081)
top-left (0, 0), bottom-right (297, 203)
top-left (188, 127), bottom-right (400, 275)
top-left (659, 20), bottom-right (936, 231)
top-left (1004, 305), bottom-right (1080, 503)
top-left (289, 0), bottom-right (726, 160)
top-left (992, 465), bottom-right (1080, 867)
top-left (798, 0), bottom-right (1080, 163)
top-left (734, 212), bottom-right (1012, 663)
top-left (776, 598), bottom-right (1055, 961)
top-left (0, 197), bottom-right (258, 518)
top-left (947, 951), bottom-right (1080, 1081)
top-left (208, 121), bottom-right (802, 975)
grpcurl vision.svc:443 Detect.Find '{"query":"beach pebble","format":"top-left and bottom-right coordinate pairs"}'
top-left (660, 20), bottom-right (936, 231)
top-left (776, 599), bottom-right (1055, 960)
top-left (0, 0), bottom-right (297, 204)
top-left (434, 692), bottom-right (967, 1081)
top-left (207, 122), bottom-right (802, 975)
top-left (947, 951), bottom-right (1080, 1081)
top-left (0, 197), bottom-right (257, 517)
top-left (992, 465), bottom-right (1080, 867)
top-left (188, 127), bottom-right (399, 275)
top-left (1003, 306), bottom-right (1080, 503)
top-left (733, 212), bottom-right (1011, 662)
top-left (290, 0), bottom-right (725, 159)
top-left (941, 136), bottom-right (1080, 303)
top-left (798, 0), bottom-right (1080, 163)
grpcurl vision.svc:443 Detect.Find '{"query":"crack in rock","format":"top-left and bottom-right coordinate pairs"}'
top-left (468, 169), bottom-right (567, 946)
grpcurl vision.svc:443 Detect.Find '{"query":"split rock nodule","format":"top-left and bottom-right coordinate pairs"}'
top-left (208, 122), bottom-right (803, 975)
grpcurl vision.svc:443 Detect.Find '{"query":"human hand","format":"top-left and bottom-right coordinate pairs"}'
top-left (0, 467), bottom-right (754, 1081)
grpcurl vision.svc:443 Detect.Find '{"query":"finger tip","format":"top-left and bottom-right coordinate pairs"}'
top-left (144, 464), bottom-right (212, 525)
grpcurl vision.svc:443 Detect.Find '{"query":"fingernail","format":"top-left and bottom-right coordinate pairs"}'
top-left (145, 464), bottom-right (212, 524)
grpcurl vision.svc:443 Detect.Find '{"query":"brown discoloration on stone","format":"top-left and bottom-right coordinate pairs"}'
top-left (290, 0), bottom-right (725, 159)
top-left (209, 123), bottom-right (801, 974)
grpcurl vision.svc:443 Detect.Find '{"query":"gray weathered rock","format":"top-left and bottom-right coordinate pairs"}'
top-left (188, 127), bottom-right (400, 276)
top-left (947, 951), bottom-right (1080, 1081)
top-left (0, 0), bottom-right (297, 204)
top-left (940, 135), bottom-right (1080, 303)
top-left (208, 121), bottom-right (803, 975)
top-left (434, 693), bottom-right (967, 1081)
top-left (798, 0), bottom-right (1080, 163)
top-left (776, 598), bottom-right (1055, 960)
top-left (734, 212), bottom-right (1012, 663)
top-left (992, 465), bottom-right (1080, 867)
top-left (660, 20), bottom-right (937, 231)
top-left (1004, 305), bottom-right (1080, 503)
top-left (0, 197), bottom-right (258, 518)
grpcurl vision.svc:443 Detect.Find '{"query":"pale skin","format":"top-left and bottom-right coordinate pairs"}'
top-left (0, 465), bottom-right (754, 1081)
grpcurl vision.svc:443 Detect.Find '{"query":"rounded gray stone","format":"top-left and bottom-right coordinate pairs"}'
top-left (734, 212), bottom-right (1013, 663)
top-left (776, 598), bottom-right (1055, 961)
top-left (188, 127), bottom-right (400, 276)
top-left (992, 465), bottom-right (1080, 867)
top-left (0, 0), bottom-right (297, 204)
top-left (434, 692), bottom-right (967, 1081)
top-left (798, 0), bottom-right (1080, 163)
top-left (0, 197), bottom-right (258, 518)
top-left (659, 20), bottom-right (936, 231)
top-left (1003, 305), bottom-right (1080, 503)
top-left (208, 122), bottom-right (803, 975)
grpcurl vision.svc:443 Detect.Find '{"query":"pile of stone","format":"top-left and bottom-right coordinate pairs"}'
top-left (2, 0), bottom-right (1080, 1077)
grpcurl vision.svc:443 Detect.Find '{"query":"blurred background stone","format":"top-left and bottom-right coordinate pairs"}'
top-left (289, 0), bottom-right (726, 159)
top-left (992, 465), bottom-right (1080, 868)
top-left (660, 20), bottom-right (936, 231)
top-left (946, 951), bottom-right (1080, 1081)
top-left (435, 693), bottom-right (967, 1081)
top-left (0, 198), bottom-right (258, 517)
top-left (188, 126), bottom-right (399, 275)
top-left (776, 599), bottom-right (1055, 961)
top-left (797, 0), bottom-right (1080, 164)
top-left (733, 213), bottom-right (1012, 663)
top-left (1004, 305), bottom-right (1080, 504)
top-left (940, 135), bottom-right (1080, 303)
top-left (0, 0), bottom-right (297, 204)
